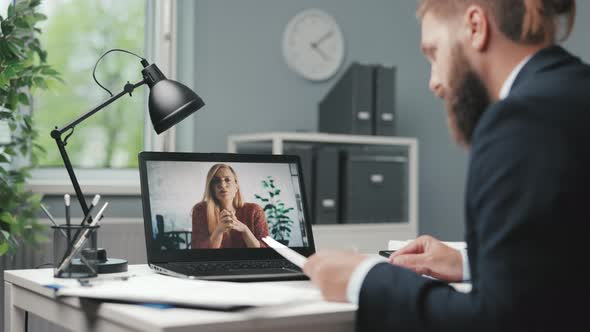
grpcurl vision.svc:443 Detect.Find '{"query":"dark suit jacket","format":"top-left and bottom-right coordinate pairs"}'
top-left (357, 46), bottom-right (590, 331)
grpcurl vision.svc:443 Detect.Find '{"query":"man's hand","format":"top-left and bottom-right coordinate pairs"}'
top-left (303, 251), bottom-right (367, 302)
top-left (389, 235), bottom-right (463, 282)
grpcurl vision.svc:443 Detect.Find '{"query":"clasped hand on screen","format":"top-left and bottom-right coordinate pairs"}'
top-left (214, 209), bottom-right (248, 234)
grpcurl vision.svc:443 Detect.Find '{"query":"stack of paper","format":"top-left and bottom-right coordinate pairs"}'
top-left (388, 240), bottom-right (467, 251)
top-left (55, 274), bottom-right (321, 310)
top-left (262, 236), bottom-right (307, 268)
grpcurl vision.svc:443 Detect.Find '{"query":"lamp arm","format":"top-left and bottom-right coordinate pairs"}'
top-left (52, 79), bottom-right (146, 135)
top-left (50, 79), bottom-right (147, 247)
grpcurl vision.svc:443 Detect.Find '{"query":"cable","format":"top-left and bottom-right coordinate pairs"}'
top-left (62, 127), bottom-right (74, 146)
top-left (92, 48), bottom-right (146, 97)
top-left (35, 262), bottom-right (53, 269)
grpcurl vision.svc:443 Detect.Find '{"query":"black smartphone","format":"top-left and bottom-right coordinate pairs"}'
top-left (378, 250), bottom-right (396, 258)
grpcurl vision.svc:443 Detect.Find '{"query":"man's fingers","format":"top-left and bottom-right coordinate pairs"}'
top-left (303, 253), bottom-right (331, 278)
top-left (391, 240), bottom-right (425, 257)
top-left (390, 254), bottom-right (430, 275)
top-left (391, 235), bottom-right (436, 257)
top-left (302, 255), bottom-right (317, 277)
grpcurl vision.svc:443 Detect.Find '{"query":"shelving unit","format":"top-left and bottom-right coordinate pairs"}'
top-left (228, 132), bottom-right (419, 252)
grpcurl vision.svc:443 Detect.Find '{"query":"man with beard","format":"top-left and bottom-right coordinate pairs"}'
top-left (303, 0), bottom-right (589, 331)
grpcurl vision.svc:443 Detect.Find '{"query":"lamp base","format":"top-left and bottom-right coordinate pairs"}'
top-left (97, 258), bottom-right (128, 274)
top-left (71, 258), bottom-right (128, 274)
top-left (71, 248), bottom-right (128, 274)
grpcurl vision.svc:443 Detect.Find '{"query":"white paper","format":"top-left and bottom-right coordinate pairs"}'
top-left (388, 240), bottom-right (467, 251)
top-left (262, 236), bottom-right (307, 268)
top-left (55, 274), bottom-right (321, 308)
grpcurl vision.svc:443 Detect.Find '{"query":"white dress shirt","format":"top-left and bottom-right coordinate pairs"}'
top-left (346, 54), bottom-right (535, 304)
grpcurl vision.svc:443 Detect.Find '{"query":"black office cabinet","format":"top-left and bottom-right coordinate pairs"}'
top-left (237, 144), bottom-right (315, 217)
top-left (318, 62), bottom-right (373, 135)
top-left (313, 147), bottom-right (340, 224)
top-left (374, 65), bottom-right (396, 136)
top-left (340, 151), bottom-right (407, 224)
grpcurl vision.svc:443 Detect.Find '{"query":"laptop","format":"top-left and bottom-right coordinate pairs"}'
top-left (138, 152), bottom-right (316, 281)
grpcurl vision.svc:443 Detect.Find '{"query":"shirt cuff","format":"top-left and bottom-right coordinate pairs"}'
top-left (346, 256), bottom-right (387, 304)
top-left (459, 248), bottom-right (471, 281)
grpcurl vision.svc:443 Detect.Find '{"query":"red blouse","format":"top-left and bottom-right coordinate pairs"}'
top-left (191, 202), bottom-right (270, 249)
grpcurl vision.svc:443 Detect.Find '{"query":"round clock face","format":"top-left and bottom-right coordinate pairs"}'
top-left (282, 9), bottom-right (345, 81)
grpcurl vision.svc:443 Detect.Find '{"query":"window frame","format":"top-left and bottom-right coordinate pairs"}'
top-left (28, 0), bottom-right (180, 195)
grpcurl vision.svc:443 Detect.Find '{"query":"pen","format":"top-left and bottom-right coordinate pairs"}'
top-left (40, 204), bottom-right (67, 238)
top-left (71, 194), bottom-right (101, 242)
top-left (65, 194), bottom-right (71, 253)
top-left (40, 203), bottom-right (95, 271)
top-left (77, 274), bottom-right (136, 287)
top-left (65, 194), bottom-right (71, 225)
top-left (80, 194), bottom-right (101, 226)
top-left (56, 202), bottom-right (109, 276)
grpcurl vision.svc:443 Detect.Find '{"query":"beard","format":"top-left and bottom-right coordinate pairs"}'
top-left (445, 45), bottom-right (491, 146)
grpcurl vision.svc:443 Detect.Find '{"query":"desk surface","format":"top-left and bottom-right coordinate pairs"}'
top-left (4, 264), bottom-right (357, 332)
top-left (5, 264), bottom-right (471, 332)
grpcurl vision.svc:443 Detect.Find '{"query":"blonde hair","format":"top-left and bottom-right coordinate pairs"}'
top-left (195, 164), bottom-right (244, 234)
top-left (417, 0), bottom-right (576, 43)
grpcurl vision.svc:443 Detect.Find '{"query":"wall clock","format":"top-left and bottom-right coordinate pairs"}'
top-left (282, 9), bottom-right (345, 81)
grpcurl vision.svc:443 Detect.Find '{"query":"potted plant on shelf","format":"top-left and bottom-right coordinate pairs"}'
top-left (0, 0), bottom-right (61, 255)
top-left (255, 176), bottom-right (295, 245)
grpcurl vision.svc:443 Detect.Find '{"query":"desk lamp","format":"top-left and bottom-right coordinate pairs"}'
top-left (51, 49), bottom-right (205, 273)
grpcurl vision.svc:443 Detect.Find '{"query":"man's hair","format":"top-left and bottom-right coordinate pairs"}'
top-left (417, 0), bottom-right (576, 43)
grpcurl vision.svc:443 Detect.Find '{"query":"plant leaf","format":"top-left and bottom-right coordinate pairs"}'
top-left (7, 3), bottom-right (14, 17)
top-left (17, 92), bottom-right (29, 105)
top-left (32, 13), bottom-right (47, 22)
top-left (0, 242), bottom-right (9, 255)
top-left (33, 76), bottom-right (47, 89)
top-left (0, 212), bottom-right (17, 225)
top-left (3, 66), bottom-right (17, 79)
top-left (41, 67), bottom-right (58, 75)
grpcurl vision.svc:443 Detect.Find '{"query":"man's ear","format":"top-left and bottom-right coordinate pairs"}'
top-left (464, 5), bottom-right (490, 52)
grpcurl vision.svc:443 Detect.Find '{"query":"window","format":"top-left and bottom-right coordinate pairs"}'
top-left (0, 0), bottom-right (181, 194)
top-left (34, 0), bottom-right (146, 168)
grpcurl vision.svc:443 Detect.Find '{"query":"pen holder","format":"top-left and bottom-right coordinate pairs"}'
top-left (52, 224), bottom-right (100, 278)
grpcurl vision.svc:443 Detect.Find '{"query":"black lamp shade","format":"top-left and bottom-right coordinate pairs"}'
top-left (148, 79), bottom-right (205, 134)
top-left (141, 62), bottom-right (204, 134)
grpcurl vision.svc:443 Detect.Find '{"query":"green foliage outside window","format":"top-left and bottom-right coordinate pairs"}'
top-left (0, 0), bottom-right (60, 255)
top-left (34, 0), bottom-right (145, 168)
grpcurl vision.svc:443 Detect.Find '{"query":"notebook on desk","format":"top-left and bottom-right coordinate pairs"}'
top-left (138, 152), bottom-right (316, 282)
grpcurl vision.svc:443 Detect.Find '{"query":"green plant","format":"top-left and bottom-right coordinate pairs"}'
top-left (254, 176), bottom-right (295, 244)
top-left (0, 0), bottom-right (61, 255)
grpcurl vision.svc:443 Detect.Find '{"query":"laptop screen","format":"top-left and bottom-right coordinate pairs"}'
top-left (139, 152), bottom-right (315, 262)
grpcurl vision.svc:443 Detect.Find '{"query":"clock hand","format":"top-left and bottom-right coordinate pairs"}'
top-left (313, 30), bottom-right (334, 47)
top-left (310, 43), bottom-right (330, 61)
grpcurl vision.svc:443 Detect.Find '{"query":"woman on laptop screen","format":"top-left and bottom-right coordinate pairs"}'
top-left (192, 164), bottom-right (269, 249)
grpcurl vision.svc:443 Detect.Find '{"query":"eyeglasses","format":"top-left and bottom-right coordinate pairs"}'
top-left (211, 177), bottom-right (234, 187)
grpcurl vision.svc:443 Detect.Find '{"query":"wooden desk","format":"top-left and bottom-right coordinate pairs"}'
top-left (4, 265), bottom-right (356, 332)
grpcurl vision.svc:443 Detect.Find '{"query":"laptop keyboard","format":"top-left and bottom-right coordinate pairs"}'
top-left (162, 260), bottom-right (301, 275)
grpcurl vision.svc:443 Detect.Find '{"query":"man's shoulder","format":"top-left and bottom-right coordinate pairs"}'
top-left (472, 97), bottom-right (537, 144)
